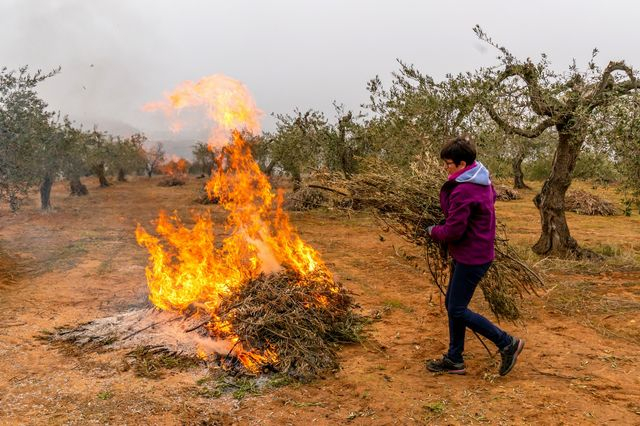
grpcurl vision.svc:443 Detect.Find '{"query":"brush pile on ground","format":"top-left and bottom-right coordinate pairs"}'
top-left (565, 189), bottom-right (616, 216)
top-left (495, 185), bottom-right (521, 201)
top-left (215, 269), bottom-right (361, 379)
top-left (283, 187), bottom-right (330, 211)
top-left (313, 155), bottom-right (542, 321)
top-left (158, 176), bottom-right (186, 187)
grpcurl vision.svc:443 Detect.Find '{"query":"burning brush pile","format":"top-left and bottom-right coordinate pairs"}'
top-left (47, 75), bottom-right (361, 380)
top-left (158, 157), bottom-right (190, 186)
top-left (313, 155), bottom-right (543, 321)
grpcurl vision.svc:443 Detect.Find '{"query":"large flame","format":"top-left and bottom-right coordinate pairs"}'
top-left (136, 75), bottom-right (335, 371)
top-left (143, 74), bottom-right (262, 147)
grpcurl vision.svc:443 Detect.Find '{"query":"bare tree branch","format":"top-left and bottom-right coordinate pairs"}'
top-left (587, 61), bottom-right (639, 109)
top-left (483, 100), bottom-right (556, 138)
top-left (492, 63), bottom-right (560, 117)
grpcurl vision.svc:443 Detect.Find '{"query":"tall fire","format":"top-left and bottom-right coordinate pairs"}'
top-left (135, 75), bottom-right (355, 376)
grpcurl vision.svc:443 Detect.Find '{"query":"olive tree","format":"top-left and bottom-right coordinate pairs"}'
top-left (266, 109), bottom-right (330, 191)
top-left (0, 66), bottom-right (59, 211)
top-left (476, 26), bottom-right (639, 258)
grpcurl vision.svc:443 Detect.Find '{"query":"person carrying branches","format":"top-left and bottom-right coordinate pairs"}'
top-left (426, 136), bottom-right (524, 376)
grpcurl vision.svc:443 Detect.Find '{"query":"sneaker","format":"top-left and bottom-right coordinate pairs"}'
top-left (499, 337), bottom-right (525, 376)
top-left (426, 354), bottom-right (466, 375)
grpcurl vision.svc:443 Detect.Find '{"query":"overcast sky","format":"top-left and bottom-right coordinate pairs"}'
top-left (1, 0), bottom-right (639, 157)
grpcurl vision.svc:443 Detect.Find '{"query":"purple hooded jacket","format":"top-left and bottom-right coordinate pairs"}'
top-left (429, 161), bottom-right (496, 265)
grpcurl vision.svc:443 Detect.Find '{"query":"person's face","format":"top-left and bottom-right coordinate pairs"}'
top-left (443, 159), bottom-right (467, 175)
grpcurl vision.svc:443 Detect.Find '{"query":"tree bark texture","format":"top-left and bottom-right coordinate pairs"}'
top-left (40, 174), bottom-right (53, 210)
top-left (512, 151), bottom-right (528, 189)
top-left (69, 177), bottom-right (88, 196)
top-left (94, 163), bottom-right (110, 187)
top-left (531, 130), bottom-right (594, 259)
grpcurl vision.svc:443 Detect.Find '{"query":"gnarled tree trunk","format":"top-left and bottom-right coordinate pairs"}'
top-left (94, 163), bottom-right (110, 187)
top-left (40, 174), bottom-right (53, 210)
top-left (69, 177), bottom-right (88, 196)
top-left (532, 129), bottom-right (595, 259)
top-left (117, 168), bottom-right (127, 182)
top-left (512, 151), bottom-right (529, 189)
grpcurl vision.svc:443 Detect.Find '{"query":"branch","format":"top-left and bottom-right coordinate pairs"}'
top-left (587, 61), bottom-right (640, 109)
top-left (492, 63), bottom-right (559, 117)
top-left (484, 100), bottom-right (556, 138)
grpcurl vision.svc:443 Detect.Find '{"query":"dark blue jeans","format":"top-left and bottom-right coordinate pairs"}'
top-left (445, 260), bottom-right (511, 363)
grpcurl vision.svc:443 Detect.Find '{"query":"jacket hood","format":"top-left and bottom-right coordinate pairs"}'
top-left (455, 161), bottom-right (491, 186)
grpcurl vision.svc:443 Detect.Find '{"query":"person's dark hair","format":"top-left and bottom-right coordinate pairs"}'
top-left (440, 136), bottom-right (477, 166)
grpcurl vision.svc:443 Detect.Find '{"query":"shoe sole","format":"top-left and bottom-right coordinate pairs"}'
top-left (426, 367), bottom-right (466, 375)
top-left (500, 339), bottom-right (524, 376)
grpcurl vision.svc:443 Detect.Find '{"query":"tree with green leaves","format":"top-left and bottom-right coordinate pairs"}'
top-left (476, 26), bottom-right (640, 258)
top-left (192, 141), bottom-right (217, 176)
top-left (266, 109), bottom-right (330, 191)
top-left (112, 133), bottom-right (147, 182)
top-left (321, 104), bottom-right (371, 178)
top-left (0, 66), bottom-right (60, 211)
top-left (364, 61), bottom-right (476, 166)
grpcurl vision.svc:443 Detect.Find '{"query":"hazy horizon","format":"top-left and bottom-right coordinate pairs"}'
top-left (2, 0), bottom-right (639, 158)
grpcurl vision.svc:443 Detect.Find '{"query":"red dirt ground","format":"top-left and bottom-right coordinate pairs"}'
top-left (0, 176), bottom-right (639, 425)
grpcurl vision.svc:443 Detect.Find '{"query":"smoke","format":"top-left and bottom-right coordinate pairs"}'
top-left (0, 1), bottom-right (168, 138)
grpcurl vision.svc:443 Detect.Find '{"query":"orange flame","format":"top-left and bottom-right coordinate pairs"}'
top-left (161, 157), bottom-right (189, 177)
top-left (137, 75), bottom-right (335, 371)
top-left (143, 74), bottom-right (262, 147)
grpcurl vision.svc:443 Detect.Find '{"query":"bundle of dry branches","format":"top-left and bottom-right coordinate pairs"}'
top-left (495, 185), bottom-right (521, 201)
top-left (565, 189), bottom-right (616, 216)
top-left (158, 176), bottom-right (186, 187)
top-left (312, 155), bottom-right (543, 321)
top-left (283, 187), bottom-right (330, 211)
top-left (216, 270), bottom-right (361, 379)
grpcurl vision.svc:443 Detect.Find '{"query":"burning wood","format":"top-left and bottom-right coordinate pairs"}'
top-left (158, 156), bottom-right (189, 186)
top-left (312, 155), bottom-right (543, 321)
top-left (42, 75), bottom-right (361, 380)
top-left (215, 270), bottom-right (358, 378)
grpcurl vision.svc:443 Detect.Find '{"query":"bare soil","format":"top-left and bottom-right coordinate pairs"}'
top-left (1, 176), bottom-right (639, 425)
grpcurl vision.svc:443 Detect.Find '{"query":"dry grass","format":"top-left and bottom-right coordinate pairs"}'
top-left (123, 346), bottom-right (203, 379)
top-left (543, 278), bottom-right (640, 344)
top-left (0, 247), bottom-right (20, 287)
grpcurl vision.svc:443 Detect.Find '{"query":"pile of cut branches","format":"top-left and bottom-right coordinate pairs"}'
top-left (312, 155), bottom-right (542, 321)
top-left (158, 176), bottom-right (186, 187)
top-left (495, 185), bottom-right (521, 201)
top-left (216, 269), bottom-right (361, 379)
top-left (283, 187), bottom-right (330, 211)
top-left (565, 189), bottom-right (616, 216)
